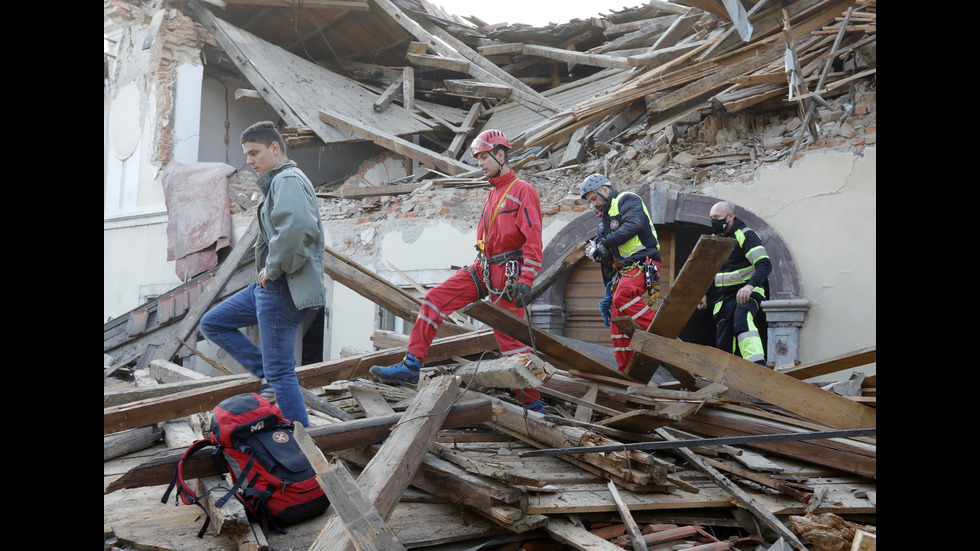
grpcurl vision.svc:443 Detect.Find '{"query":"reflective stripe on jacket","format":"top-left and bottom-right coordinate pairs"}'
top-left (713, 219), bottom-right (771, 296)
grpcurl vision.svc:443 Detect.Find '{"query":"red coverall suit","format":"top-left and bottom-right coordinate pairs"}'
top-left (405, 170), bottom-right (544, 405)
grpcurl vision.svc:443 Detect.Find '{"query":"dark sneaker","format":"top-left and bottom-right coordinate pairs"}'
top-left (369, 353), bottom-right (422, 388)
top-left (524, 400), bottom-right (545, 413)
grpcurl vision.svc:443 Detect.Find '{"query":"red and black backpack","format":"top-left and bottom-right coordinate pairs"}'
top-left (162, 393), bottom-right (329, 537)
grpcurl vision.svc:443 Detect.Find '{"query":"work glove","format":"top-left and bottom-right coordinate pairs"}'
top-left (512, 282), bottom-right (533, 308)
top-left (587, 239), bottom-right (608, 262)
top-left (598, 281), bottom-right (613, 327)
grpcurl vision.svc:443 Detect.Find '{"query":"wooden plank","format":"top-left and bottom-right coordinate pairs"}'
top-left (319, 109), bottom-right (473, 175)
top-left (573, 383), bottom-right (599, 422)
top-left (522, 44), bottom-right (629, 70)
top-left (447, 101), bottom-right (483, 158)
top-left (323, 182), bottom-right (423, 199)
top-left (151, 218), bottom-right (259, 364)
top-left (295, 423), bottom-right (405, 551)
top-left (624, 234), bottom-right (734, 387)
top-left (350, 384), bottom-right (398, 417)
top-left (779, 346), bottom-right (876, 380)
top-left (405, 52), bottom-right (470, 73)
top-left (373, 78), bottom-right (403, 113)
top-left (544, 518), bottom-right (628, 551)
top-left (222, 0), bottom-right (370, 9)
top-left (402, 66), bottom-right (414, 111)
top-left (629, 331), bottom-right (877, 431)
top-left (444, 79), bottom-right (513, 99)
top-left (530, 241), bottom-right (587, 302)
top-left (594, 409), bottom-right (678, 432)
top-left (607, 481), bottom-right (649, 551)
top-left (308, 375), bottom-right (462, 551)
top-left (460, 300), bottom-right (633, 382)
top-left (477, 43), bottom-right (524, 56)
top-left (321, 245), bottom-right (468, 336)
top-left (453, 353), bottom-right (556, 389)
top-left (627, 41), bottom-right (707, 68)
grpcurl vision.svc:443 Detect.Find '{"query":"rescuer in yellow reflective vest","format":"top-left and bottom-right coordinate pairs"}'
top-left (698, 201), bottom-right (771, 366)
top-left (580, 174), bottom-right (661, 371)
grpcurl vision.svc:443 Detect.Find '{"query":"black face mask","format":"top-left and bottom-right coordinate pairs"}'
top-left (711, 217), bottom-right (728, 234)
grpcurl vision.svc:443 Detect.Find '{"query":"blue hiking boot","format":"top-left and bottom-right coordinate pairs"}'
top-left (524, 400), bottom-right (545, 413)
top-left (369, 353), bottom-right (422, 388)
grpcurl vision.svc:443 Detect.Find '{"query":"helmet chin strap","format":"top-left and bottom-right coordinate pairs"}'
top-left (490, 148), bottom-right (505, 179)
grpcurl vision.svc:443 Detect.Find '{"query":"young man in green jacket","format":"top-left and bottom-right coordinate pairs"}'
top-left (201, 121), bottom-right (325, 426)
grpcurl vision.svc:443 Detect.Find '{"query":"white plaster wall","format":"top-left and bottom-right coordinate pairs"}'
top-left (103, 221), bottom-right (179, 321)
top-left (715, 149), bottom-right (876, 368)
top-left (173, 64), bottom-right (202, 165)
top-left (328, 284), bottom-right (380, 357)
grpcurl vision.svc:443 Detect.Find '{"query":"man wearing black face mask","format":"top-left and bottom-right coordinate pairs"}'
top-left (697, 201), bottom-right (771, 366)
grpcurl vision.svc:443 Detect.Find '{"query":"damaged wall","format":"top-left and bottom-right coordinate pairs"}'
top-left (104, 5), bottom-right (204, 321)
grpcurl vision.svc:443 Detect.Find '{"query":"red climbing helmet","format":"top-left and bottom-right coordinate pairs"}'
top-left (470, 129), bottom-right (511, 158)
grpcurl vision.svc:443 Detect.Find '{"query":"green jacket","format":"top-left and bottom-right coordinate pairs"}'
top-left (255, 160), bottom-right (326, 310)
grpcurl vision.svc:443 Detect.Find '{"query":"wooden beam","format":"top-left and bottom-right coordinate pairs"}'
top-left (629, 331), bottom-right (877, 430)
top-left (294, 423), bottom-right (405, 551)
top-left (402, 66), bottom-right (414, 111)
top-left (446, 101), bottom-right (483, 158)
top-left (319, 109), bottom-right (473, 175)
top-left (530, 241), bottom-right (587, 302)
top-left (405, 52), bottom-right (470, 73)
top-left (308, 375), bottom-right (462, 551)
top-left (190, 3), bottom-right (304, 128)
top-left (373, 78), bottom-right (404, 113)
top-left (321, 182), bottom-right (422, 199)
top-left (522, 44), bottom-right (629, 70)
top-left (627, 41), bottom-right (707, 68)
top-left (151, 218), bottom-right (259, 364)
top-left (477, 43), bottom-right (524, 56)
top-left (624, 235), bottom-right (734, 387)
top-left (444, 79), bottom-right (513, 99)
top-left (460, 300), bottom-right (632, 382)
top-left (339, 444), bottom-right (529, 527)
top-left (607, 481), bottom-right (649, 551)
top-left (321, 245), bottom-right (468, 336)
top-left (778, 346), bottom-right (876, 380)
top-left (453, 353), bottom-right (556, 389)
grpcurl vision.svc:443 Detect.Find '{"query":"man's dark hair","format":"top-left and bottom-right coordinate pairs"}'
top-left (241, 121), bottom-right (286, 153)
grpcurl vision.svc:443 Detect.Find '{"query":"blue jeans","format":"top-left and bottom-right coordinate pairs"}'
top-left (200, 279), bottom-right (310, 426)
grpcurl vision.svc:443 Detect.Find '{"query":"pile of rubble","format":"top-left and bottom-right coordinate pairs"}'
top-left (105, 234), bottom-right (875, 551)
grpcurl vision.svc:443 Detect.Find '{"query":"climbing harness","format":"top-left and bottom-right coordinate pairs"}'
top-left (477, 248), bottom-right (524, 303)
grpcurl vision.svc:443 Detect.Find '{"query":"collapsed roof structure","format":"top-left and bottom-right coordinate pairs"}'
top-left (104, 0), bottom-right (876, 549)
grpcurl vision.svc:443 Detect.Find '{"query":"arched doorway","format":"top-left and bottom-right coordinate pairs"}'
top-left (532, 186), bottom-right (803, 363)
